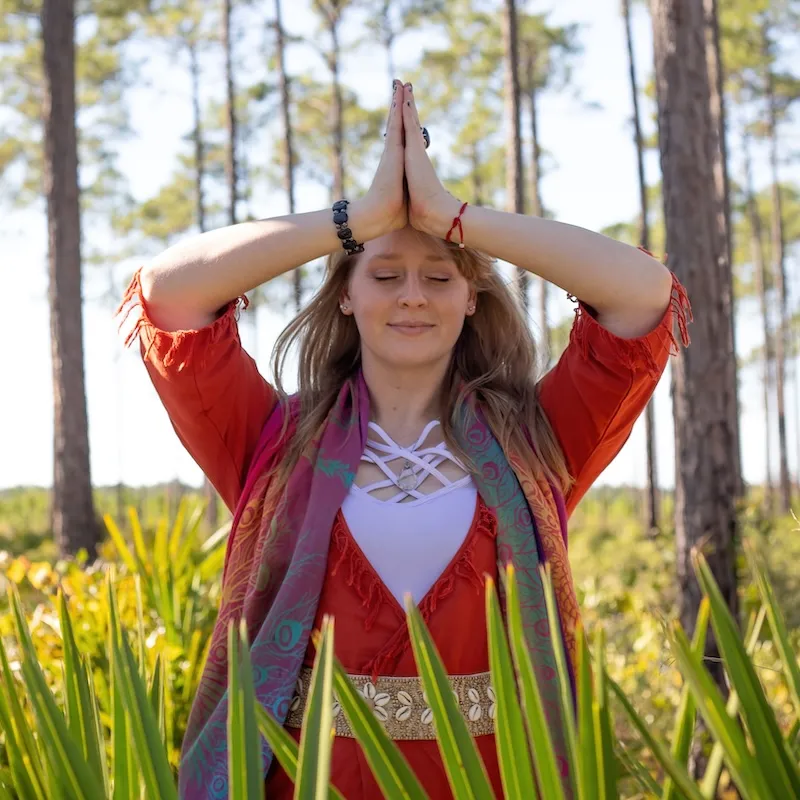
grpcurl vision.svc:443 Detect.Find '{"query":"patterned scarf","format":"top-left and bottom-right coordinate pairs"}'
top-left (178, 371), bottom-right (581, 798)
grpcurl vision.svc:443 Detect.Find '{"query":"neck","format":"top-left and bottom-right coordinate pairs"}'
top-left (361, 353), bottom-right (451, 445)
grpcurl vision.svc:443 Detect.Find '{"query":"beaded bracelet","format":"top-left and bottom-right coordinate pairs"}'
top-left (332, 199), bottom-right (365, 256)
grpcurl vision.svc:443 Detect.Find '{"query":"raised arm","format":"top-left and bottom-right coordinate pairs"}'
top-left (117, 79), bottom-right (411, 511)
top-left (139, 80), bottom-right (410, 332)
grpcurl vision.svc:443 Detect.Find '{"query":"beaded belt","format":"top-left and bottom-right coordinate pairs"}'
top-left (285, 666), bottom-right (496, 740)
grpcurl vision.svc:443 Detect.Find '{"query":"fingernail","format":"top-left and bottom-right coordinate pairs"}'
top-left (405, 82), bottom-right (413, 92)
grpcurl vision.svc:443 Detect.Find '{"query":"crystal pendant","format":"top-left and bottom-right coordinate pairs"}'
top-left (396, 459), bottom-right (420, 492)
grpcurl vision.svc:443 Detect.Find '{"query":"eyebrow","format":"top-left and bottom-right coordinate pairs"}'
top-left (368, 253), bottom-right (449, 263)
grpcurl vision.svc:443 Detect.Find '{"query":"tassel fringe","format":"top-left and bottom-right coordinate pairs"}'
top-left (328, 503), bottom-right (497, 682)
top-left (568, 250), bottom-right (692, 382)
top-left (114, 266), bottom-right (248, 372)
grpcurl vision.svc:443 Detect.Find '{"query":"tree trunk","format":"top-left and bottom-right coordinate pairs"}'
top-left (274, 0), bottom-right (301, 312)
top-left (651, 0), bottom-right (739, 687)
top-left (222, 0), bottom-right (238, 227)
top-left (470, 144), bottom-right (484, 207)
top-left (329, 15), bottom-right (345, 201)
top-left (189, 37), bottom-right (219, 533)
top-left (623, 0), bottom-right (659, 533)
top-left (524, 44), bottom-right (549, 364)
top-left (42, 0), bottom-right (98, 558)
top-left (501, 0), bottom-right (527, 311)
top-left (764, 27), bottom-right (791, 512)
top-left (381, 0), bottom-right (395, 80)
top-left (744, 132), bottom-right (774, 507)
top-left (704, 0), bottom-right (743, 500)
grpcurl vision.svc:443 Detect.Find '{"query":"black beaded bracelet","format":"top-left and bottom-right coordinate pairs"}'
top-left (332, 199), bottom-right (365, 256)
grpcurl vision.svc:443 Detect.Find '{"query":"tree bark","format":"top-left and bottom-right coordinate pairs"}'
top-left (623, 0), bottom-right (659, 533)
top-left (274, 0), bottom-right (301, 311)
top-left (744, 132), bottom-right (774, 507)
top-left (188, 36), bottom-right (219, 533)
top-left (222, 0), bottom-right (238, 226)
top-left (42, 0), bottom-right (99, 558)
top-left (704, 0), bottom-right (743, 499)
top-left (763, 26), bottom-right (791, 512)
top-left (524, 44), bottom-right (549, 364)
top-left (326, 6), bottom-right (345, 201)
top-left (502, 0), bottom-right (527, 311)
top-left (651, 0), bottom-right (739, 685)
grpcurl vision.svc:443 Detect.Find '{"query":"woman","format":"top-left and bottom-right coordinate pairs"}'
top-left (118, 80), bottom-right (690, 799)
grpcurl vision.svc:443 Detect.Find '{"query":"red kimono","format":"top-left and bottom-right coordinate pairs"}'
top-left (122, 268), bottom-right (686, 798)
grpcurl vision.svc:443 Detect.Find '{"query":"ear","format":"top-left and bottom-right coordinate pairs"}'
top-left (465, 287), bottom-right (477, 316)
top-left (339, 287), bottom-right (353, 315)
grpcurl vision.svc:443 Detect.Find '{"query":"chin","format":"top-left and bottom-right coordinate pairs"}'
top-left (377, 346), bottom-right (454, 370)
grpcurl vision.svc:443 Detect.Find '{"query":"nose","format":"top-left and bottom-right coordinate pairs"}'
top-left (398, 274), bottom-right (428, 308)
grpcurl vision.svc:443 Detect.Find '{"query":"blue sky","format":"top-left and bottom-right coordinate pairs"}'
top-left (1, 0), bottom-right (798, 492)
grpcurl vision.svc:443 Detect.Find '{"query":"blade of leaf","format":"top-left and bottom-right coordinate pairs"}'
top-left (663, 596), bottom-right (711, 800)
top-left (606, 674), bottom-right (704, 800)
top-left (592, 628), bottom-right (616, 800)
top-left (295, 617), bottom-right (336, 799)
top-left (666, 620), bottom-right (774, 800)
top-left (614, 741), bottom-right (661, 797)
top-left (107, 577), bottom-right (178, 800)
top-left (108, 572), bottom-right (136, 800)
top-left (255, 706), bottom-right (345, 800)
top-left (485, 577), bottom-right (538, 799)
top-left (499, 570), bottom-right (560, 799)
top-left (57, 589), bottom-right (106, 790)
top-left (406, 597), bottom-right (494, 800)
top-left (8, 586), bottom-right (105, 800)
top-left (745, 540), bottom-right (800, 718)
top-left (701, 606), bottom-right (767, 800)
top-left (227, 620), bottom-right (263, 800)
top-left (693, 550), bottom-right (800, 798)
top-left (0, 633), bottom-right (46, 799)
top-left (538, 564), bottom-right (580, 796)
top-left (576, 623), bottom-right (598, 798)
top-left (331, 658), bottom-right (427, 799)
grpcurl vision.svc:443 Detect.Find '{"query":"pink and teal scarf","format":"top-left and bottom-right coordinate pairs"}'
top-left (178, 371), bottom-right (582, 798)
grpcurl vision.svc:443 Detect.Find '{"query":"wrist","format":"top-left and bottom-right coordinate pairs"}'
top-left (346, 198), bottom-right (385, 244)
top-left (424, 192), bottom-right (465, 241)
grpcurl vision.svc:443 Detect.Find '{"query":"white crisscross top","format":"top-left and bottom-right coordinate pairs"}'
top-left (340, 420), bottom-right (478, 604)
top-left (352, 419), bottom-right (473, 504)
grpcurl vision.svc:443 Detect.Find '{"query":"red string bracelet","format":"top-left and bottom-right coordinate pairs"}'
top-left (445, 201), bottom-right (469, 248)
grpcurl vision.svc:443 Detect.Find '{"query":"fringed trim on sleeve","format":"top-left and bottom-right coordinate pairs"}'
top-left (114, 266), bottom-right (248, 372)
top-left (566, 248), bottom-right (693, 381)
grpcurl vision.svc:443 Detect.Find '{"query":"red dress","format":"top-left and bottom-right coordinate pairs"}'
top-left (120, 266), bottom-right (687, 795)
top-left (265, 498), bottom-right (502, 798)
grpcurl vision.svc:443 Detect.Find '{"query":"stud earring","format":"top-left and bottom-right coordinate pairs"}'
top-left (340, 303), bottom-right (349, 313)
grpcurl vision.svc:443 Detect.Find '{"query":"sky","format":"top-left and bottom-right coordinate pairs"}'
top-left (1, 0), bottom-right (798, 492)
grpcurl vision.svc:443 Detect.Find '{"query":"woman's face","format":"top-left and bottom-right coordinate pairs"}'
top-left (341, 225), bottom-right (476, 371)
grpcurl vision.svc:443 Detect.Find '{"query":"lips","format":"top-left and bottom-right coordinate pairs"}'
top-left (388, 322), bottom-right (435, 335)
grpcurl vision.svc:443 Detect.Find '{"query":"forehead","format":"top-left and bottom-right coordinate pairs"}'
top-left (361, 229), bottom-right (453, 265)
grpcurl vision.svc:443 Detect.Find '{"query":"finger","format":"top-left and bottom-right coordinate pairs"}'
top-left (384, 79), bottom-right (403, 142)
top-left (401, 83), bottom-right (425, 149)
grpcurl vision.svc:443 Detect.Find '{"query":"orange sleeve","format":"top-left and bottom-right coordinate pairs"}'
top-left (116, 268), bottom-right (278, 513)
top-left (537, 271), bottom-right (691, 517)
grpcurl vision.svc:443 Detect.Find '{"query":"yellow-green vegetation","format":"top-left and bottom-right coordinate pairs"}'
top-left (0, 488), bottom-right (799, 797)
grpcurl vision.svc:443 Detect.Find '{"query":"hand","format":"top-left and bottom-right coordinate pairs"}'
top-left (359, 79), bottom-right (408, 237)
top-left (401, 82), bottom-right (461, 237)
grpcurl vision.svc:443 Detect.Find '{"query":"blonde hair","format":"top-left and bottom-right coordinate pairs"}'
top-left (269, 229), bottom-right (572, 498)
